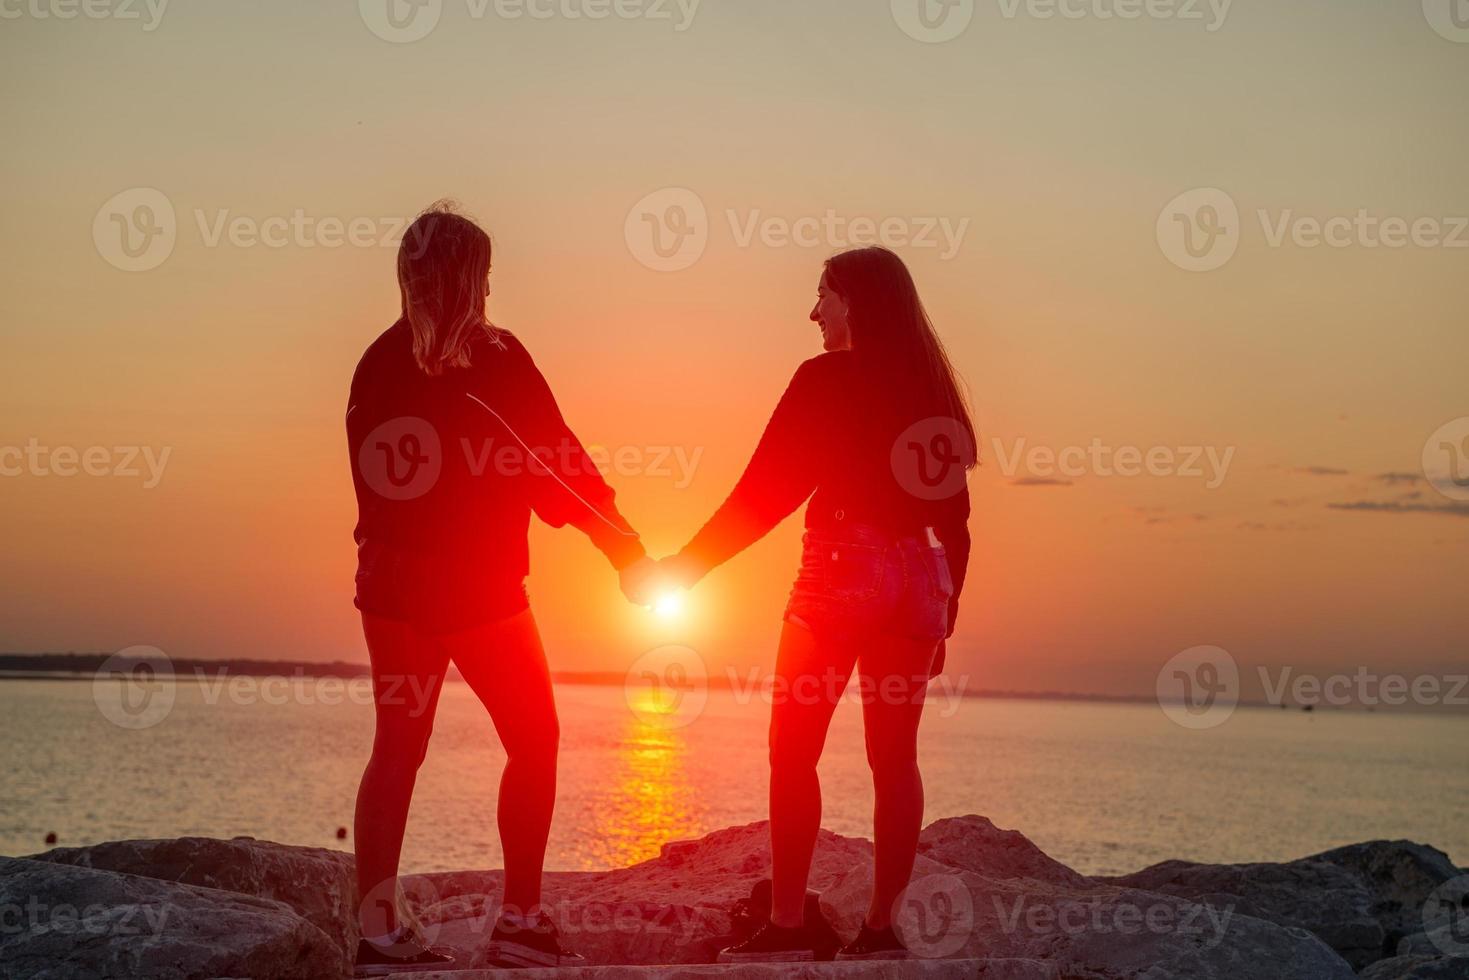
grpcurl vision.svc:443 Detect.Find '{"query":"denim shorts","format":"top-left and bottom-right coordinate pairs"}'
top-left (784, 523), bottom-right (954, 643)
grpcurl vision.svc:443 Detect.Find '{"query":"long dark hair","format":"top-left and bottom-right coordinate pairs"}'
top-left (397, 201), bottom-right (499, 376)
top-left (822, 246), bottom-right (977, 466)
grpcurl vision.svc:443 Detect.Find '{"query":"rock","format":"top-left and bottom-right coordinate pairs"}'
top-left (917, 815), bottom-right (1087, 888)
top-left (13, 820), bottom-right (1447, 979)
top-left (1101, 840), bottom-right (1465, 971)
top-left (28, 835), bottom-right (358, 974)
top-left (410, 823), bottom-right (876, 967)
top-left (406, 964), bottom-right (1032, 980)
top-left (823, 860), bottom-right (1352, 979)
top-left (1102, 856), bottom-right (1384, 968)
top-left (1398, 927), bottom-right (1469, 959)
top-left (0, 856), bottom-right (342, 980)
top-left (1311, 841), bottom-right (1464, 948)
top-left (410, 819), bottom-right (1352, 978)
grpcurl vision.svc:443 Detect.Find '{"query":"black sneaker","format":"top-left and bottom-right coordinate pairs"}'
top-left (717, 921), bottom-right (817, 963)
top-left (352, 927), bottom-right (455, 976)
top-left (486, 912), bottom-right (588, 969)
top-left (836, 921), bottom-right (912, 961)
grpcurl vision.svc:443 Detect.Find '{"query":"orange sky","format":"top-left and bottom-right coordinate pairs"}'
top-left (1, 1), bottom-right (1465, 698)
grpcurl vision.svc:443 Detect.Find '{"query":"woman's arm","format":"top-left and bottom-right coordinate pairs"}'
top-left (477, 338), bottom-right (646, 571)
top-left (933, 491), bottom-right (971, 638)
top-left (666, 360), bottom-right (827, 585)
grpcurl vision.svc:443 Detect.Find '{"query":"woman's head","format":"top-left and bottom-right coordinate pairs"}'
top-left (813, 246), bottom-right (976, 458)
top-left (397, 202), bottom-right (496, 376)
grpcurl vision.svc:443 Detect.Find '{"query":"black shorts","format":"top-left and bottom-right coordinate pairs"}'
top-left (354, 541), bottom-right (530, 635)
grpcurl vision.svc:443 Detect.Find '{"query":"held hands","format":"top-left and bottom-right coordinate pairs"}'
top-left (618, 554), bottom-right (701, 609)
top-left (618, 556), bottom-right (663, 607)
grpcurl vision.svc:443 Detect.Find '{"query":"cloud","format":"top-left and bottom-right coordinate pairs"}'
top-left (1327, 501), bottom-right (1469, 518)
top-left (1011, 477), bottom-right (1073, 487)
top-left (1140, 509), bottom-right (1210, 526)
top-left (1272, 497), bottom-right (1312, 508)
top-left (1237, 520), bottom-right (1316, 532)
top-left (1298, 466), bottom-right (1350, 477)
top-left (1376, 472), bottom-right (1424, 486)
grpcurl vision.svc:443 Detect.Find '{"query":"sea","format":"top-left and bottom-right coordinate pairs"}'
top-left (2, 677), bottom-right (1464, 876)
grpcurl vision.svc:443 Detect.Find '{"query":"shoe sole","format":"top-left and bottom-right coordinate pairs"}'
top-left (485, 941), bottom-right (586, 969)
top-left (717, 950), bottom-right (817, 964)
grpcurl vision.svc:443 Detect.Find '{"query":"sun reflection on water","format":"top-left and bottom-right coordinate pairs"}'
top-left (581, 702), bottom-right (706, 870)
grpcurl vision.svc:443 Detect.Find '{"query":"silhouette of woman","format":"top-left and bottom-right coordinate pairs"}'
top-left (346, 202), bottom-right (657, 975)
top-left (659, 246), bottom-right (975, 963)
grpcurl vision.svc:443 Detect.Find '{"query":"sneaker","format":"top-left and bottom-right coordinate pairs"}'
top-left (352, 927), bottom-right (455, 977)
top-left (486, 911), bottom-right (588, 969)
top-left (717, 921), bottom-right (817, 963)
top-left (835, 921), bottom-right (912, 961)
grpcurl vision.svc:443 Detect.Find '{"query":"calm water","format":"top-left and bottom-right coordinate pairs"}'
top-left (1, 678), bottom-right (1464, 876)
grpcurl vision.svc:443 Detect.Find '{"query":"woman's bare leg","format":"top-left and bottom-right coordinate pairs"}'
top-left (857, 635), bottom-right (936, 930)
top-left (444, 608), bottom-right (558, 916)
top-left (355, 613), bottom-right (449, 938)
top-left (767, 620), bottom-right (857, 928)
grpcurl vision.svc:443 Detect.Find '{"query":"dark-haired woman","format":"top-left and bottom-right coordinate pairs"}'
top-left (660, 246), bottom-right (975, 963)
top-left (346, 203), bottom-right (656, 975)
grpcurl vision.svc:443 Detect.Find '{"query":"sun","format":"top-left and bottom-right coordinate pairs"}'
top-left (653, 592), bottom-right (685, 620)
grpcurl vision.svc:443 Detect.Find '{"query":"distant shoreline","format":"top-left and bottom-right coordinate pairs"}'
top-left (5, 653), bottom-right (1464, 716)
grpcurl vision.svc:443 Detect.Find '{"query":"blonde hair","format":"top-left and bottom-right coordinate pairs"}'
top-left (397, 201), bottom-right (499, 376)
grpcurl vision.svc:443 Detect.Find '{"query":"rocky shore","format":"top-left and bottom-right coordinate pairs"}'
top-left (1, 816), bottom-right (1465, 979)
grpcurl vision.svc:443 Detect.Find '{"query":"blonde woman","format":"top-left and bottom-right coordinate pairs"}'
top-left (346, 203), bottom-right (656, 974)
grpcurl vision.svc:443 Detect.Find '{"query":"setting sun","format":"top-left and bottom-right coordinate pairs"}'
top-left (653, 592), bottom-right (686, 620)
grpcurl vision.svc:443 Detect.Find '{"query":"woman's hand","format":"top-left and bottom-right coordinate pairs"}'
top-left (619, 556), bottom-right (663, 606)
top-left (654, 554), bottom-right (702, 591)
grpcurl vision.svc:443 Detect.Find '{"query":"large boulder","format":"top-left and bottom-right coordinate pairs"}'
top-left (0, 856), bottom-right (342, 980)
top-left (1311, 841), bottom-right (1464, 949)
top-left (28, 836), bottom-right (358, 974)
top-left (823, 859), bottom-right (1352, 979)
top-left (917, 815), bottom-right (1088, 888)
top-left (1101, 840), bottom-right (1464, 971)
top-left (1101, 855), bottom-right (1384, 968)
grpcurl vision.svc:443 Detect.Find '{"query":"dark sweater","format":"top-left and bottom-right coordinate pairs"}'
top-left (677, 352), bottom-right (972, 635)
top-left (347, 321), bottom-right (644, 624)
